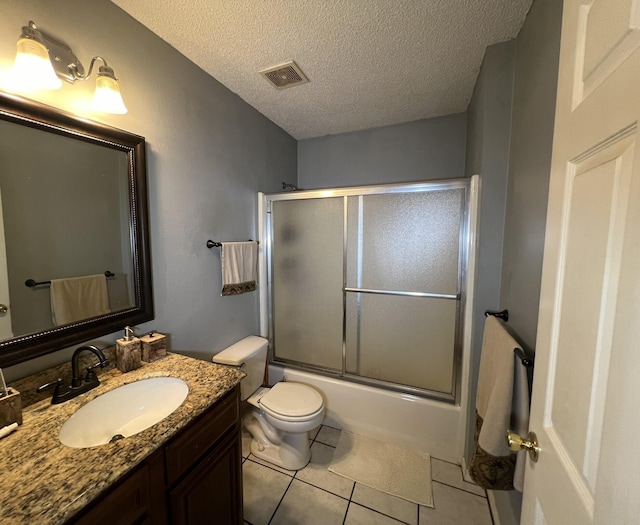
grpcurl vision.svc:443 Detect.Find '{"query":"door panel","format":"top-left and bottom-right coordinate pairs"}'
top-left (575, 0), bottom-right (640, 105)
top-left (345, 293), bottom-right (456, 393)
top-left (523, 0), bottom-right (640, 522)
top-left (271, 198), bottom-right (344, 369)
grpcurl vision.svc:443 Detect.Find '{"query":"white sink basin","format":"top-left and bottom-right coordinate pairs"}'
top-left (59, 377), bottom-right (189, 448)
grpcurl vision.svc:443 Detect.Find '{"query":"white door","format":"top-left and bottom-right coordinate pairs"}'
top-left (521, 1), bottom-right (640, 523)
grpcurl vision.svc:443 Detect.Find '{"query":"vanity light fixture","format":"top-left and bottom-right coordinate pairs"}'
top-left (11, 21), bottom-right (127, 114)
top-left (12, 30), bottom-right (61, 90)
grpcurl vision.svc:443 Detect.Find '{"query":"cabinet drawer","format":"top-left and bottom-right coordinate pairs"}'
top-left (166, 386), bottom-right (239, 486)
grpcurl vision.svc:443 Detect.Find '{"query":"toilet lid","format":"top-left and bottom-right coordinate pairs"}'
top-left (259, 382), bottom-right (323, 418)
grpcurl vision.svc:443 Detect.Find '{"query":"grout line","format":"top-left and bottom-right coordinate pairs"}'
top-left (348, 500), bottom-right (413, 525)
top-left (431, 456), bottom-right (463, 466)
top-left (486, 491), bottom-right (497, 525)
top-left (342, 482), bottom-right (356, 525)
top-left (342, 501), bottom-right (350, 525)
top-left (433, 479), bottom-right (487, 498)
top-left (267, 475), bottom-right (295, 525)
top-left (314, 440), bottom-right (337, 448)
top-left (294, 477), bottom-right (351, 501)
top-left (246, 456), bottom-right (296, 477)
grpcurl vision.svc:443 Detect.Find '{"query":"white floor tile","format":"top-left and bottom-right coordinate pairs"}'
top-left (315, 425), bottom-right (341, 447)
top-left (242, 460), bottom-right (292, 525)
top-left (419, 482), bottom-right (493, 525)
top-left (241, 425), bottom-right (492, 525)
top-left (309, 425), bottom-right (322, 440)
top-left (270, 479), bottom-right (349, 525)
top-left (351, 483), bottom-right (418, 525)
top-left (431, 458), bottom-right (486, 497)
top-left (295, 441), bottom-right (355, 498)
top-left (345, 502), bottom-right (409, 524)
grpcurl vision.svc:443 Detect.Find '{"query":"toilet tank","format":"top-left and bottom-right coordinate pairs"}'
top-left (212, 336), bottom-right (268, 400)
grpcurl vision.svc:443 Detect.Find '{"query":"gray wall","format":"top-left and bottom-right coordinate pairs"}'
top-left (464, 39), bottom-right (516, 463)
top-left (500, 0), bottom-right (562, 350)
top-left (1, 0), bottom-right (296, 380)
top-left (475, 0), bottom-right (563, 523)
top-left (298, 114), bottom-right (467, 188)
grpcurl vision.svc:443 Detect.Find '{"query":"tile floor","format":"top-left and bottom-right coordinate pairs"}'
top-left (242, 425), bottom-right (494, 525)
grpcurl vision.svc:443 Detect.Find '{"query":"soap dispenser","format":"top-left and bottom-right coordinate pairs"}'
top-left (116, 326), bottom-right (142, 373)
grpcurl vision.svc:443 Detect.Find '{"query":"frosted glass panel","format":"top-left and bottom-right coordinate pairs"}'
top-left (268, 182), bottom-right (469, 401)
top-left (347, 190), bottom-right (463, 294)
top-left (272, 198), bottom-right (343, 370)
top-left (346, 293), bottom-right (456, 393)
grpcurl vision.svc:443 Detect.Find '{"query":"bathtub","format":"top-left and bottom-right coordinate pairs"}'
top-left (268, 364), bottom-right (469, 463)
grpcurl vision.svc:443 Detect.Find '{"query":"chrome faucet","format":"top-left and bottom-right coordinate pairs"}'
top-left (37, 345), bottom-right (109, 404)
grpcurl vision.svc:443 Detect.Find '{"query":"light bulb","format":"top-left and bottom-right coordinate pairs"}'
top-left (93, 69), bottom-right (127, 114)
top-left (10, 37), bottom-right (61, 90)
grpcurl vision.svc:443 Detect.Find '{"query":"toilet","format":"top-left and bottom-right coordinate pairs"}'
top-left (212, 335), bottom-right (324, 470)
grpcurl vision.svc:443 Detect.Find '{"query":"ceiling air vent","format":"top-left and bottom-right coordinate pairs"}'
top-left (259, 61), bottom-right (309, 90)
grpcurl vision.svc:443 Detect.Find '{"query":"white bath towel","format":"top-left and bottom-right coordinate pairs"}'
top-left (220, 241), bottom-right (258, 296)
top-left (471, 315), bottom-right (530, 491)
top-left (50, 274), bottom-right (110, 326)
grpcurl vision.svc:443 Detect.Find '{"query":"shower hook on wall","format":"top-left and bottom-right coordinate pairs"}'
top-left (281, 181), bottom-right (300, 191)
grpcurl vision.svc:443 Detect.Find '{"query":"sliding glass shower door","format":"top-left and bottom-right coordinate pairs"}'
top-left (271, 197), bottom-right (344, 370)
top-left (267, 180), bottom-right (470, 403)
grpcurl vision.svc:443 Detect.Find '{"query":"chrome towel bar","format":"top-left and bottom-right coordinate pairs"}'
top-left (206, 239), bottom-right (258, 249)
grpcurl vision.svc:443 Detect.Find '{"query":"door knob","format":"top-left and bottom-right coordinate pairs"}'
top-left (506, 430), bottom-right (539, 462)
top-left (0, 304), bottom-right (7, 314)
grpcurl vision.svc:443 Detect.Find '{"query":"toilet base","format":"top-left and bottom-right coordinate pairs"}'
top-left (244, 409), bottom-right (312, 471)
top-left (250, 435), bottom-right (311, 471)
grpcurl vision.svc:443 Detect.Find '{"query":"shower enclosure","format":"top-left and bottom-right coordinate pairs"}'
top-left (262, 179), bottom-right (471, 404)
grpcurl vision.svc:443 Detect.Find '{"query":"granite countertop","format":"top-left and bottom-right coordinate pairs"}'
top-left (0, 352), bottom-right (244, 525)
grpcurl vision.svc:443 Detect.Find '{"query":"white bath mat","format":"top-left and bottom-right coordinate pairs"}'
top-left (328, 431), bottom-right (434, 507)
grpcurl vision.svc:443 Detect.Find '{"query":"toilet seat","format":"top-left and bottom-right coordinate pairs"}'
top-left (258, 382), bottom-right (324, 421)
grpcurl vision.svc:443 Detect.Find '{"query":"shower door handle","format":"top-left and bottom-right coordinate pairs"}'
top-left (506, 430), bottom-right (539, 462)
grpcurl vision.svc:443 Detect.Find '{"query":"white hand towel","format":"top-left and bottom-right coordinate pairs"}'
top-left (50, 274), bottom-right (110, 326)
top-left (220, 241), bottom-right (258, 296)
top-left (471, 315), bottom-right (530, 491)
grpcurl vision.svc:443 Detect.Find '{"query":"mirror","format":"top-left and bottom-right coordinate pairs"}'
top-left (0, 92), bottom-right (153, 367)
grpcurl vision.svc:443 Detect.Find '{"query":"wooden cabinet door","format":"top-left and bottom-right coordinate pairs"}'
top-left (69, 464), bottom-right (149, 525)
top-left (169, 430), bottom-right (242, 525)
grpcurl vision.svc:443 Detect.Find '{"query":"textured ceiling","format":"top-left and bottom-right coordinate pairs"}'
top-left (111, 0), bottom-right (533, 140)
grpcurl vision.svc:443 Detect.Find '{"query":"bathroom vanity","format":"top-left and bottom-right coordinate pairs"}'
top-left (0, 353), bottom-right (245, 524)
top-left (70, 384), bottom-right (241, 524)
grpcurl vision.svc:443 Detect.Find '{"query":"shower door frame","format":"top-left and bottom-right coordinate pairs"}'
top-left (262, 178), bottom-right (471, 404)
